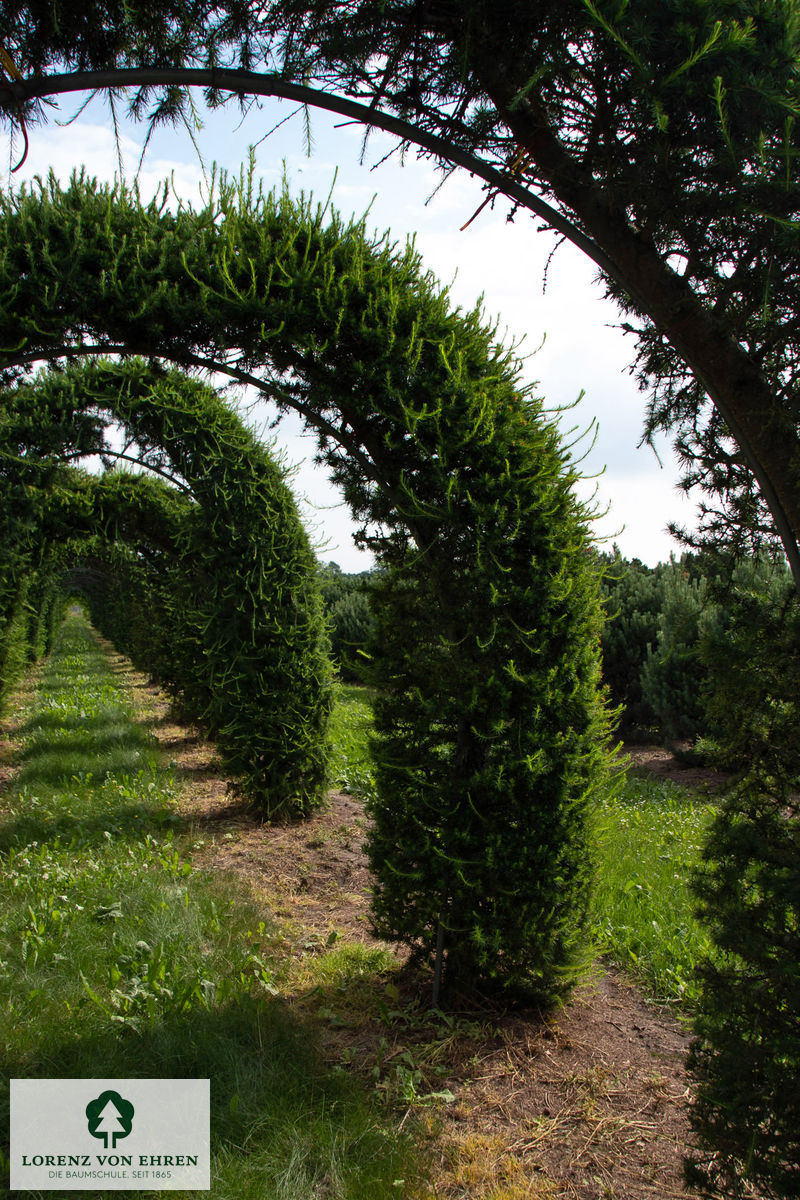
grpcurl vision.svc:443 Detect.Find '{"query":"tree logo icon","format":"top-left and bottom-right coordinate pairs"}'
top-left (86, 1090), bottom-right (135, 1149)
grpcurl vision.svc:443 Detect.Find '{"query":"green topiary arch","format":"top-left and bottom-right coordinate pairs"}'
top-left (1, 360), bottom-right (332, 816)
top-left (0, 170), bottom-right (612, 999)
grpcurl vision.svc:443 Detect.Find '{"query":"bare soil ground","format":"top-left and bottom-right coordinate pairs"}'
top-left (116, 659), bottom-right (709, 1200)
top-left (624, 744), bottom-right (731, 794)
top-left (189, 803), bottom-right (692, 1198)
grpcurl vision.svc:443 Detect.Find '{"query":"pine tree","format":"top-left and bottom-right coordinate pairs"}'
top-left (687, 781), bottom-right (800, 1198)
top-left (318, 564), bottom-right (376, 680)
top-left (600, 553), bottom-right (666, 735)
top-left (686, 555), bottom-right (800, 1198)
top-left (700, 556), bottom-right (800, 779)
top-left (640, 563), bottom-right (710, 747)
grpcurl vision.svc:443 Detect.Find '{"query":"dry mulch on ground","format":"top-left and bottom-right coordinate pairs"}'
top-left (117, 660), bottom-right (701, 1200)
top-left (184, 791), bottom-right (692, 1199)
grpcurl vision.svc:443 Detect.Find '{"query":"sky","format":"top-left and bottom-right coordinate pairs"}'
top-left (3, 90), bottom-right (698, 570)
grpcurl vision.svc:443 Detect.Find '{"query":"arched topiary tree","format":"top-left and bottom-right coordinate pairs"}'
top-left (49, 472), bottom-right (195, 690)
top-left (38, 466), bottom-right (200, 700)
top-left (0, 171), bottom-right (612, 1000)
top-left (1, 360), bottom-right (332, 817)
top-left (0, 542), bottom-right (65, 703)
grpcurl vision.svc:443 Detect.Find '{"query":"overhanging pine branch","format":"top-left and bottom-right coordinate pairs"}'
top-left (4, 66), bottom-right (622, 284)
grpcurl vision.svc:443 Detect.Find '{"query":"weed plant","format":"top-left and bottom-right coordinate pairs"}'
top-left (0, 612), bottom-right (416, 1198)
top-left (592, 776), bottom-right (715, 1005)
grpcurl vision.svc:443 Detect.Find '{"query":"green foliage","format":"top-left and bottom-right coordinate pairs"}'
top-left (0, 548), bottom-right (65, 709)
top-left (391, 0), bottom-right (800, 565)
top-left (8, 6), bottom-right (800, 1171)
top-left (318, 563), bottom-right (376, 681)
top-left (0, 170), bottom-right (612, 1001)
top-left (600, 549), bottom-right (800, 1194)
top-left (23, 558), bottom-right (64, 662)
top-left (685, 555), bottom-right (800, 1198)
top-left (600, 553), bottom-right (667, 734)
top-left (641, 566), bottom-right (710, 746)
top-left (74, 540), bottom-right (181, 690)
top-left (327, 590), bottom-right (374, 679)
top-left (601, 551), bottom-right (800, 758)
top-left (2, 360), bottom-right (333, 818)
top-left (22, 0), bottom-right (794, 566)
top-left (7, 0), bottom-right (800, 594)
top-left (364, 414), bottom-right (611, 1003)
top-left (0, 403), bottom-right (64, 703)
top-left (332, 681), bottom-right (717, 1008)
top-left (0, 578), bottom-right (33, 706)
top-left (700, 555), bottom-right (800, 781)
top-left (686, 783), bottom-right (800, 1199)
top-left (0, 0), bottom-right (257, 80)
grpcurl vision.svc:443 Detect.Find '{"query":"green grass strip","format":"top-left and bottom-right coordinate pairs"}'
top-left (0, 610), bottom-right (416, 1199)
top-left (592, 776), bottom-right (715, 1006)
top-left (327, 684), bottom-right (378, 802)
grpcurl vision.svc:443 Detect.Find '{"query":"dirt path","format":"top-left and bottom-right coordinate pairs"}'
top-left (122, 661), bottom-right (697, 1199)
top-left (624, 744), bottom-right (732, 793)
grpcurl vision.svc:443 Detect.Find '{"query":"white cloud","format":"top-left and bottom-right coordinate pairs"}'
top-left (6, 120), bottom-right (206, 207)
top-left (580, 466), bottom-right (694, 563)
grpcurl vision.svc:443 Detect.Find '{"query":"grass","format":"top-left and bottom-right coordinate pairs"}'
top-left (329, 685), bottom-right (717, 1009)
top-left (591, 776), bottom-right (715, 1006)
top-left (0, 611), bottom-right (418, 1199)
top-left (328, 683), bottom-right (378, 801)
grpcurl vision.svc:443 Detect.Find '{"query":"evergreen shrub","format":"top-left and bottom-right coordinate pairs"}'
top-left (687, 781), bottom-right (800, 1199)
top-left (318, 563), bottom-right (376, 679)
top-left (600, 553), bottom-right (666, 735)
top-left (685, 555), bottom-right (800, 1198)
top-left (700, 557), bottom-right (800, 780)
top-left (640, 566), bottom-right (709, 746)
top-left (0, 577), bottom-right (33, 703)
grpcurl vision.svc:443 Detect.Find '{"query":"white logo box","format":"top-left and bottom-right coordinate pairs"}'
top-left (10, 1079), bottom-right (210, 1191)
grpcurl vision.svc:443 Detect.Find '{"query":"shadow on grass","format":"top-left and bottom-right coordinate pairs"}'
top-left (2, 704), bottom-right (180, 853)
top-left (1, 617), bottom-right (425, 1197)
top-left (0, 801), bottom-right (188, 855)
top-left (16, 748), bottom-right (160, 789)
top-left (17, 705), bottom-right (151, 736)
top-left (0, 995), bottom-right (417, 1200)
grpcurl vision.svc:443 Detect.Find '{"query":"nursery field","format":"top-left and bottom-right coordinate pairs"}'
top-left (0, 610), bottom-right (727, 1200)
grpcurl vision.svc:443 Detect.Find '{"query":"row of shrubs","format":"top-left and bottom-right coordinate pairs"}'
top-left (319, 548), bottom-right (800, 1198)
top-left (5, 546), bottom-right (798, 1199)
top-left (0, 551), bottom-right (66, 709)
top-left (8, 545), bottom-right (795, 786)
